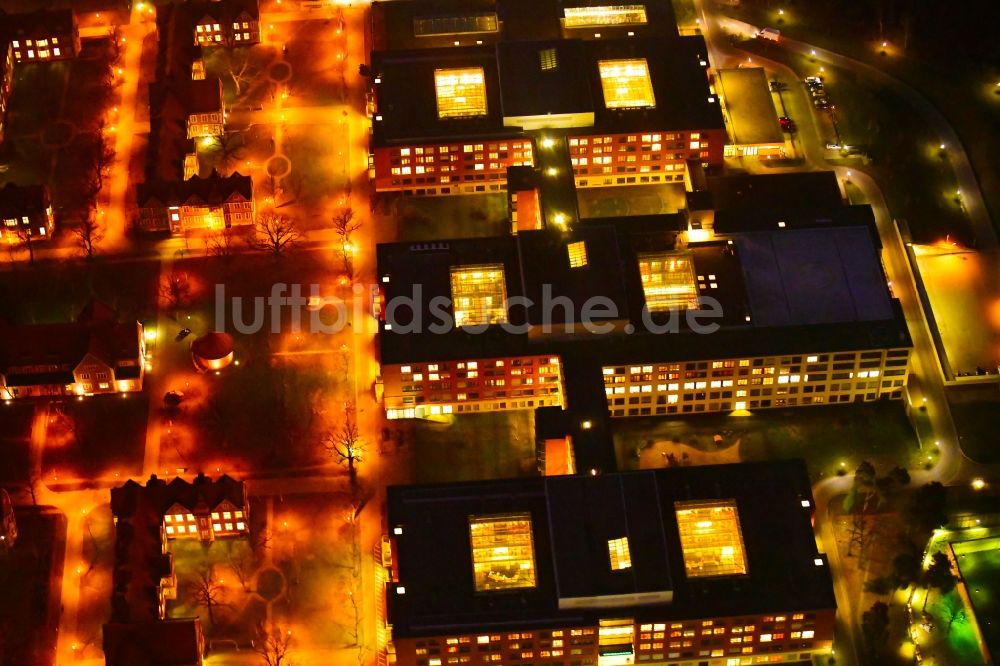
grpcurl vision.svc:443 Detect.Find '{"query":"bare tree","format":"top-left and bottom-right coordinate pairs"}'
top-left (208, 227), bottom-right (238, 262)
top-left (939, 593), bottom-right (967, 635)
top-left (252, 212), bottom-right (301, 257)
top-left (210, 131), bottom-right (246, 175)
top-left (73, 213), bottom-right (105, 259)
top-left (160, 271), bottom-right (192, 318)
top-left (83, 128), bottom-right (116, 204)
top-left (323, 406), bottom-right (364, 483)
top-left (253, 621), bottom-right (294, 666)
top-left (331, 207), bottom-right (361, 280)
top-left (225, 48), bottom-right (257, 98)
top-left (190, 568), bottom-right (226, 627)
top-left (11, 226), bottom-right (36, 265)
top-left (225, 540), bottom-right (255, 592)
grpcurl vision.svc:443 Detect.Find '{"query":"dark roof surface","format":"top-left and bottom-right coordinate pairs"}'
top-left (387, 460), bottom-right (835, 637)
top-left (376, 205), bottom-right (908, 366)
top-left (103, 619), bottom-right (202, 666)
top-left (0, 8), bottom-right (76, 41)
top-left (0, 182), bottom-right (49, 217)
top-left (496, 39), bottom-right (594, 119)
top-left (137, 171), bottom-right (252, 208)
top-left (372, 46), bottom-right (515, 145)
top-left (706, 171), bottom-right (845, 216)
top-left (110, 473), bottom-right (246, 520)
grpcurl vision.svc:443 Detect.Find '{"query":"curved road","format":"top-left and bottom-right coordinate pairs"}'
top-left (692, 1), bottom-right (988, 664)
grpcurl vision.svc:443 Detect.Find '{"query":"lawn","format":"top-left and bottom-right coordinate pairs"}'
top-left (576, 183), bottom-right (686, 219)
top-left (946, 387), bottom-right (1000, 464)
top-left (384, 193), bottom-right (511, 241)
top-left (948, 537), bottom-right (1000, 665)
top-left (0, 507), bottom-right (66, 666)
top-left (0, 403), bottom-right (35, 485)
top-left (402, 411), bottom-right (538, 484)
top-left (42, 395), bottom-right (149, 485)
top-left (613, 401), bottom-right (920, 481)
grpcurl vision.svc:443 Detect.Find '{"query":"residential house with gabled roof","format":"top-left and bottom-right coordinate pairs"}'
top-left (188, 0), bottom-right (261, 47)
top-left (135, 170), bottom-right (254, 234)
top-left (103, 473), bottom-right (246, 666)
top-left (0, 182), bottom-right (55, 243)
top-left (150, 76), bottom-right (225, 140)
top-left (0, 300), bottom-right (145, 400)
top-left (0, 7), bottom-right (80, 63)
top-left (0, 41), bottom-right (13, 143)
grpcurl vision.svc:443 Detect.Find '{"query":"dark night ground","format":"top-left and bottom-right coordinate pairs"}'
top-left (0, 508), bottom-right (66, 666)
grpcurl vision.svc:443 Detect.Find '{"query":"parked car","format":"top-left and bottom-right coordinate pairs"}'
top-left (804, 76), bottom-right (824, 89)
top-left (778, 116), bottom-right (796, 131)
top-left (814, 97), bottom-right (831, 109)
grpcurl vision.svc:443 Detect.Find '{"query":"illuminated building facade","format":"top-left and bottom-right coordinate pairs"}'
top-left (0, 301), bottom-right (145, 400)
top-left (104, 473), bottom-right (246, 664)
top-left (0, 183), bottom-right (55, 243)
top-left (369, 1), bottom-right (725, 197)
top-left (189, 0), bottom-right (261, 46)
top-left (136, 171), bottom-right (254, 234)
top-left (377, 175), bottom-right (911, 422)
top-left (0, 8), bottom-right (80, 63)
top-left (0, 41), bottom-right (12, 143)
top-left (384, 461), bottom-right (837, 666)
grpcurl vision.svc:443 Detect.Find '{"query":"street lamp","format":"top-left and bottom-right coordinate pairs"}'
top-left (971, 478), bottom-right (986, 491)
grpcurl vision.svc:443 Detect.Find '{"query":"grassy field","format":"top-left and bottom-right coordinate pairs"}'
top-left (613, 401), bottom-right (920, 481)
top-left (950, 537), bottom-right (1000, 665)
top-left (403, 411), bottom-right (537, 484)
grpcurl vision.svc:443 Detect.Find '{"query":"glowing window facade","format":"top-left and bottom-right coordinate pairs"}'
top-left (567, 241), bottom-right (588, 268)
top-left (608, 537), bottom-right (632, 570)
top-left (638, 252), bottom-right (698, 312)
top-left (450, 264), bottom-right (508, 327)
top-left (435, 68), bottom-right (488, 119)
top-left (469, 513), bottom-right (537, 591)
top-left (563, 5), bottom-right (648, 27)
top-left (674, 500), bottom-right (748, 578)
top-left (598, 59), bottom-right (655, 109)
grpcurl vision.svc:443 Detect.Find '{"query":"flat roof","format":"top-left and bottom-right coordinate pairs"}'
top-left (372, 47), bottom-right (515, 145)
top-left (496, 39), bottom-right (594, 119)
top-left (716, 67), bottom-right (784, 146)
top-left (372, 36), bottom-right (724, 145)
top-left (706, 171), bottom-right (845, 217)
top-left (370, 0), bottom-right (677, 50)
top-left (736, 225), bottom-right (895, 327)
top-left (387, 460), bottom-right (835, 637)
top-left (377, 207), bottom-right (909, 365)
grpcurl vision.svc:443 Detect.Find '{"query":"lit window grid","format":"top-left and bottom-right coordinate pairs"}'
top-left (563, 5), bottom-right (648, 27)
top-left (601, 348), bottom-right (910, 418)
top-left (608, 537), bottom-right (632, 570)
top-left (391, 611), bottom-right (829, 665)
top-left (383, 355), bottom-right (565, 419)
top-left (163, 512), bottom-right (199, 536)
top-left (469, 513), bottom-right (537, 592)
top-left (674, 500), bottom-right (748, 578)
top-left (598, 59), bottom-right (656, 109)
top-left (567, 241), bottom-right (588, 268)
top-left (450, 265), bottom-right (509, 327)
top-left (638, 252), bottom-right (699, 312)
top-left (374, 140), bottom-right (534, 193)
top-left (434, 67), bottom-right (488, 119)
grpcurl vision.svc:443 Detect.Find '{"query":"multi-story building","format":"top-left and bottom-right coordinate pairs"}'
top-left (103, 473), bottom-right (247, 665)
top-left (148, 76), bottom-right (226, 141)
top-left (0, 41), bottom-right (13, 143)
top-left (369, 0), bottom-right (725, 196)
top-left (189, 0), bottom-right (261, 47)
top-left (0, 182), bottom-right (55, 243)
top-left (0, 301), bottom-right (145, 400)
top-left (376, 171), bottom-right (912, 422)
top-left (385, 459), bottom-right (837, 666)
top-left (0, 8), bottom-right (80, 63)
top-left (135, 171), bottom-right (254, 234)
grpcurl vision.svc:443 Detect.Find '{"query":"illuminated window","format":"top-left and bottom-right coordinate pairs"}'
top-left (638, 252), bottom-right (698, 312)
top-left (564, 5), bottom-right (648, 27)
top-left (674, 500), bottom-right (748, 578)
top-left (434, 68), bottom-right (488, 119)
top-left (567, 241), bottom-right (588, 268)
top-left (450, 264), bottom-right (508, 327)
top-left (608, 537), bottom-right (632, 570)
top-left (469, 513), bottom-right (537, 591)
top-left (539, 47), bottom-right (558, 71)
top-left (598, 59), bottom-right (655, 109)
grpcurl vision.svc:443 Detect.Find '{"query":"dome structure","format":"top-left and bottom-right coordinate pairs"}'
top-left (190, 331), bottom-right (235, 372)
